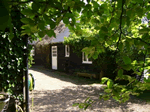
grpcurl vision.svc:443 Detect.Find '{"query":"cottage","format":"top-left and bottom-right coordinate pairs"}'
top-left (49, 27), bottom-right (96, 75)
top-left (33, 23), bottom-right (116, 79)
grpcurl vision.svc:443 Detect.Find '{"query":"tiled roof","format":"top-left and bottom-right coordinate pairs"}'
top-left (50, 27), bottom-right (70, 43)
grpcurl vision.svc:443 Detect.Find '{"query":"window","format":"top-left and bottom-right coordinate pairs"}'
top-left (82, 52), bottom-right (92, 64)
top-left (65, 45), bottom-right (70, 57)
top-left (52, 46), bottom-right (57, 57)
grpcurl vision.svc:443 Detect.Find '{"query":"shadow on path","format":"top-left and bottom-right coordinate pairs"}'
top-left (29, 65), bottom-right (100, 85)
top-left (30, 86), bottom-right (149, 112)
top-left (29, 65), bottom-right (150, 112)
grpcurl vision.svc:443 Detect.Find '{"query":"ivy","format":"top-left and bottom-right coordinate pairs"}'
top-left (0, 3), bottom-right (33, 105)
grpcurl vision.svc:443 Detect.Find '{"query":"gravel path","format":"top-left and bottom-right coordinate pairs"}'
top-left (29, 66), bottom-right (150, 112)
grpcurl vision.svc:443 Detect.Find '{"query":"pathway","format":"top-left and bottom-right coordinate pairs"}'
top-left (29, 66), bottom-right (150, 112)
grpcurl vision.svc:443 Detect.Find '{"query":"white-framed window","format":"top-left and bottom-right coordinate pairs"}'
top-left (65, 45), bottom-right (70, 57)
top-left (82, 52), bottom-right (92, 64)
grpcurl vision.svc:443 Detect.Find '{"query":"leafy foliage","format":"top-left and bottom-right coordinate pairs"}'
top-left (64, 32), bottom-right (117, 78)
top-left (0, 1), bottom-right (34, 104)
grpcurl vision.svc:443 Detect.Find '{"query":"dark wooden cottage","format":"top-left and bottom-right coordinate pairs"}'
top-left (49, 27), bottom-right (96, 74)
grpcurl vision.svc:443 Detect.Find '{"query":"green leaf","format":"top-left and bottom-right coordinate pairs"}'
top-left (21, 9), bottom-right (35, 16)
top-left (84, 97), bottom-right (90, 103)
top-left (32, 2), bottom-right (40, 12)
top-left (56, 16), bottom-right (63, 25)
top-left (125, 41), bottom-right (130, 51)
top-left (86, 36), bottom-right (94, 40)
top-left (38, 21), bottom-right (45, 30)
top-left (125, 0), bottom-right (131, 6)
top-left (65, 13), bottom-right (74, 18)
top-left (9, 84), bottom-right (11, 88)
top-left (126, 9), bottom-right (132, 17)
top-left (79, 103), bottom-right (84, 109)
top-left (102, 94), bottom-right (110, 100)
top-left (123, 56), bottom-right (131, 65)
top-left (21, 24), bottom-right (30, 30)
top-left (9, 32), bottom-right (14, 40)
top-left (30, 25), bottom-right (38, 33)
top-left (47, 30), bottom-right (56, 38)
top-left (72, 103), bottom-right (79, 107)
top-left (38, 31), bottom-right (45, 37)
top-left (92, 1), bottom-right (99, 8)
top-left (118, 69), bottom-right (123, 77)
top-left (45, 18), bottom-right (56, 29)
top-left (43, 14), bottom-right (49, 21)
top-left (21, 18), bottom-right (33, 24)
top-left (118, 42), bottom-right (123, 51)
top-left (101, 26), bottom-right (108, 33)
top-left (117, 0), bottom-right (122, 9)
top-left (92, 52), bottom-right (98, 59)
top-left (112, 90), bottom-right (120, 98)
top-left (107, 79), bottom-right (113, 89)
top-left (99, 93), bottom-right (103, 100)
top-left (147, 13), bottom-right (150, 19)
top-left (101, 77), bottom-right (109, 84)
top-left (63, 17), bottom-right (69, 25)
top-left (82, 47), bottom-right (89, 53)
top-left (121, 88), bottom-right (127, 92)
top-left (104, 89), bottom-right (112, 93)
top-left (67, 1), bottom-right (75, 8)
top-left (122, 75), bottom-right (132, 81)
top-left (21, 25), bottom-right (31, 34)
top-left (112, 34), bottom-right (118, 42)
top-left (122, 64), bottom-right (132, 71)
top-left (139, 28), bottom-right (150, 34)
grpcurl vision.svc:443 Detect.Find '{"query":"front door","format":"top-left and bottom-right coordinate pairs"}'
top-left (52, 46), bottom-right (57, 70)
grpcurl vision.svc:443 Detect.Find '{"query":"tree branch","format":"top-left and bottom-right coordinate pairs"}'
top-left (134, 38), bottom-right (150, 46)
top-left (116, 0), bottom-right (125, 51)
top-left (122, 32), bottom-right (150, 46)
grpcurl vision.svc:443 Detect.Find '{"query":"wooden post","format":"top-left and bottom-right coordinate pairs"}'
top-left (23, 35), bottom-right (29, 112)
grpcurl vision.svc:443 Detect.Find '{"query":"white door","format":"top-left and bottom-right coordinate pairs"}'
top-left (52, 46), bottom-right (57, 70)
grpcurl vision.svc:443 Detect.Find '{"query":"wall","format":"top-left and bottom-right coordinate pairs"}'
top-left (34, 44), bottom-right (50, 67)
top-left (50, 43), bottom-right (96, 73)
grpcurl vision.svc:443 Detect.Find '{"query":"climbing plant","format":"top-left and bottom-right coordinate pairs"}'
top-left (0, 1), bottom-right (34, 109)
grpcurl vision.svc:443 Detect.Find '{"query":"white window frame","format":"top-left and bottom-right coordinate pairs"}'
top-left (82, 52), bottom-right (92, 64)
top-left (65, 45), bottom-right (70, 57)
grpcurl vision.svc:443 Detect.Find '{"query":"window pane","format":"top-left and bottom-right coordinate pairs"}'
top-left (65, 45), bottom-right (69, 56)
top-left (52, 48), bottom-right (56, 50)
top-left (53, 53), bottom-right (57, 56)
top-left (53, 51), bottom-right (57, 53)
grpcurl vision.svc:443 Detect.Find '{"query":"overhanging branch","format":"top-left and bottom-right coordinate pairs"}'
top-left (116, 0), bottom-right (125, 51)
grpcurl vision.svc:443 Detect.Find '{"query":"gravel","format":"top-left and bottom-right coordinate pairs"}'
top-left (29, 66), bottom-right (150, 112)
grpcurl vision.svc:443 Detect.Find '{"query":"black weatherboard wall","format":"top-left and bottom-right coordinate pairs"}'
top-left (50, 43), bottom-right (95, 73)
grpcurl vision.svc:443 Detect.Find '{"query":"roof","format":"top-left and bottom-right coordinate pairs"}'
top-left (50, 27), bottom-right (70, 43)
top-left (34, 22), bottom-right (70, 46)
top-left (28, 38), bottom-right (39, 45)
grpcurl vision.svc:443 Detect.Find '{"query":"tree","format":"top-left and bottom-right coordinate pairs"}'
top-left (0, 0), bottom-right (150, 110)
